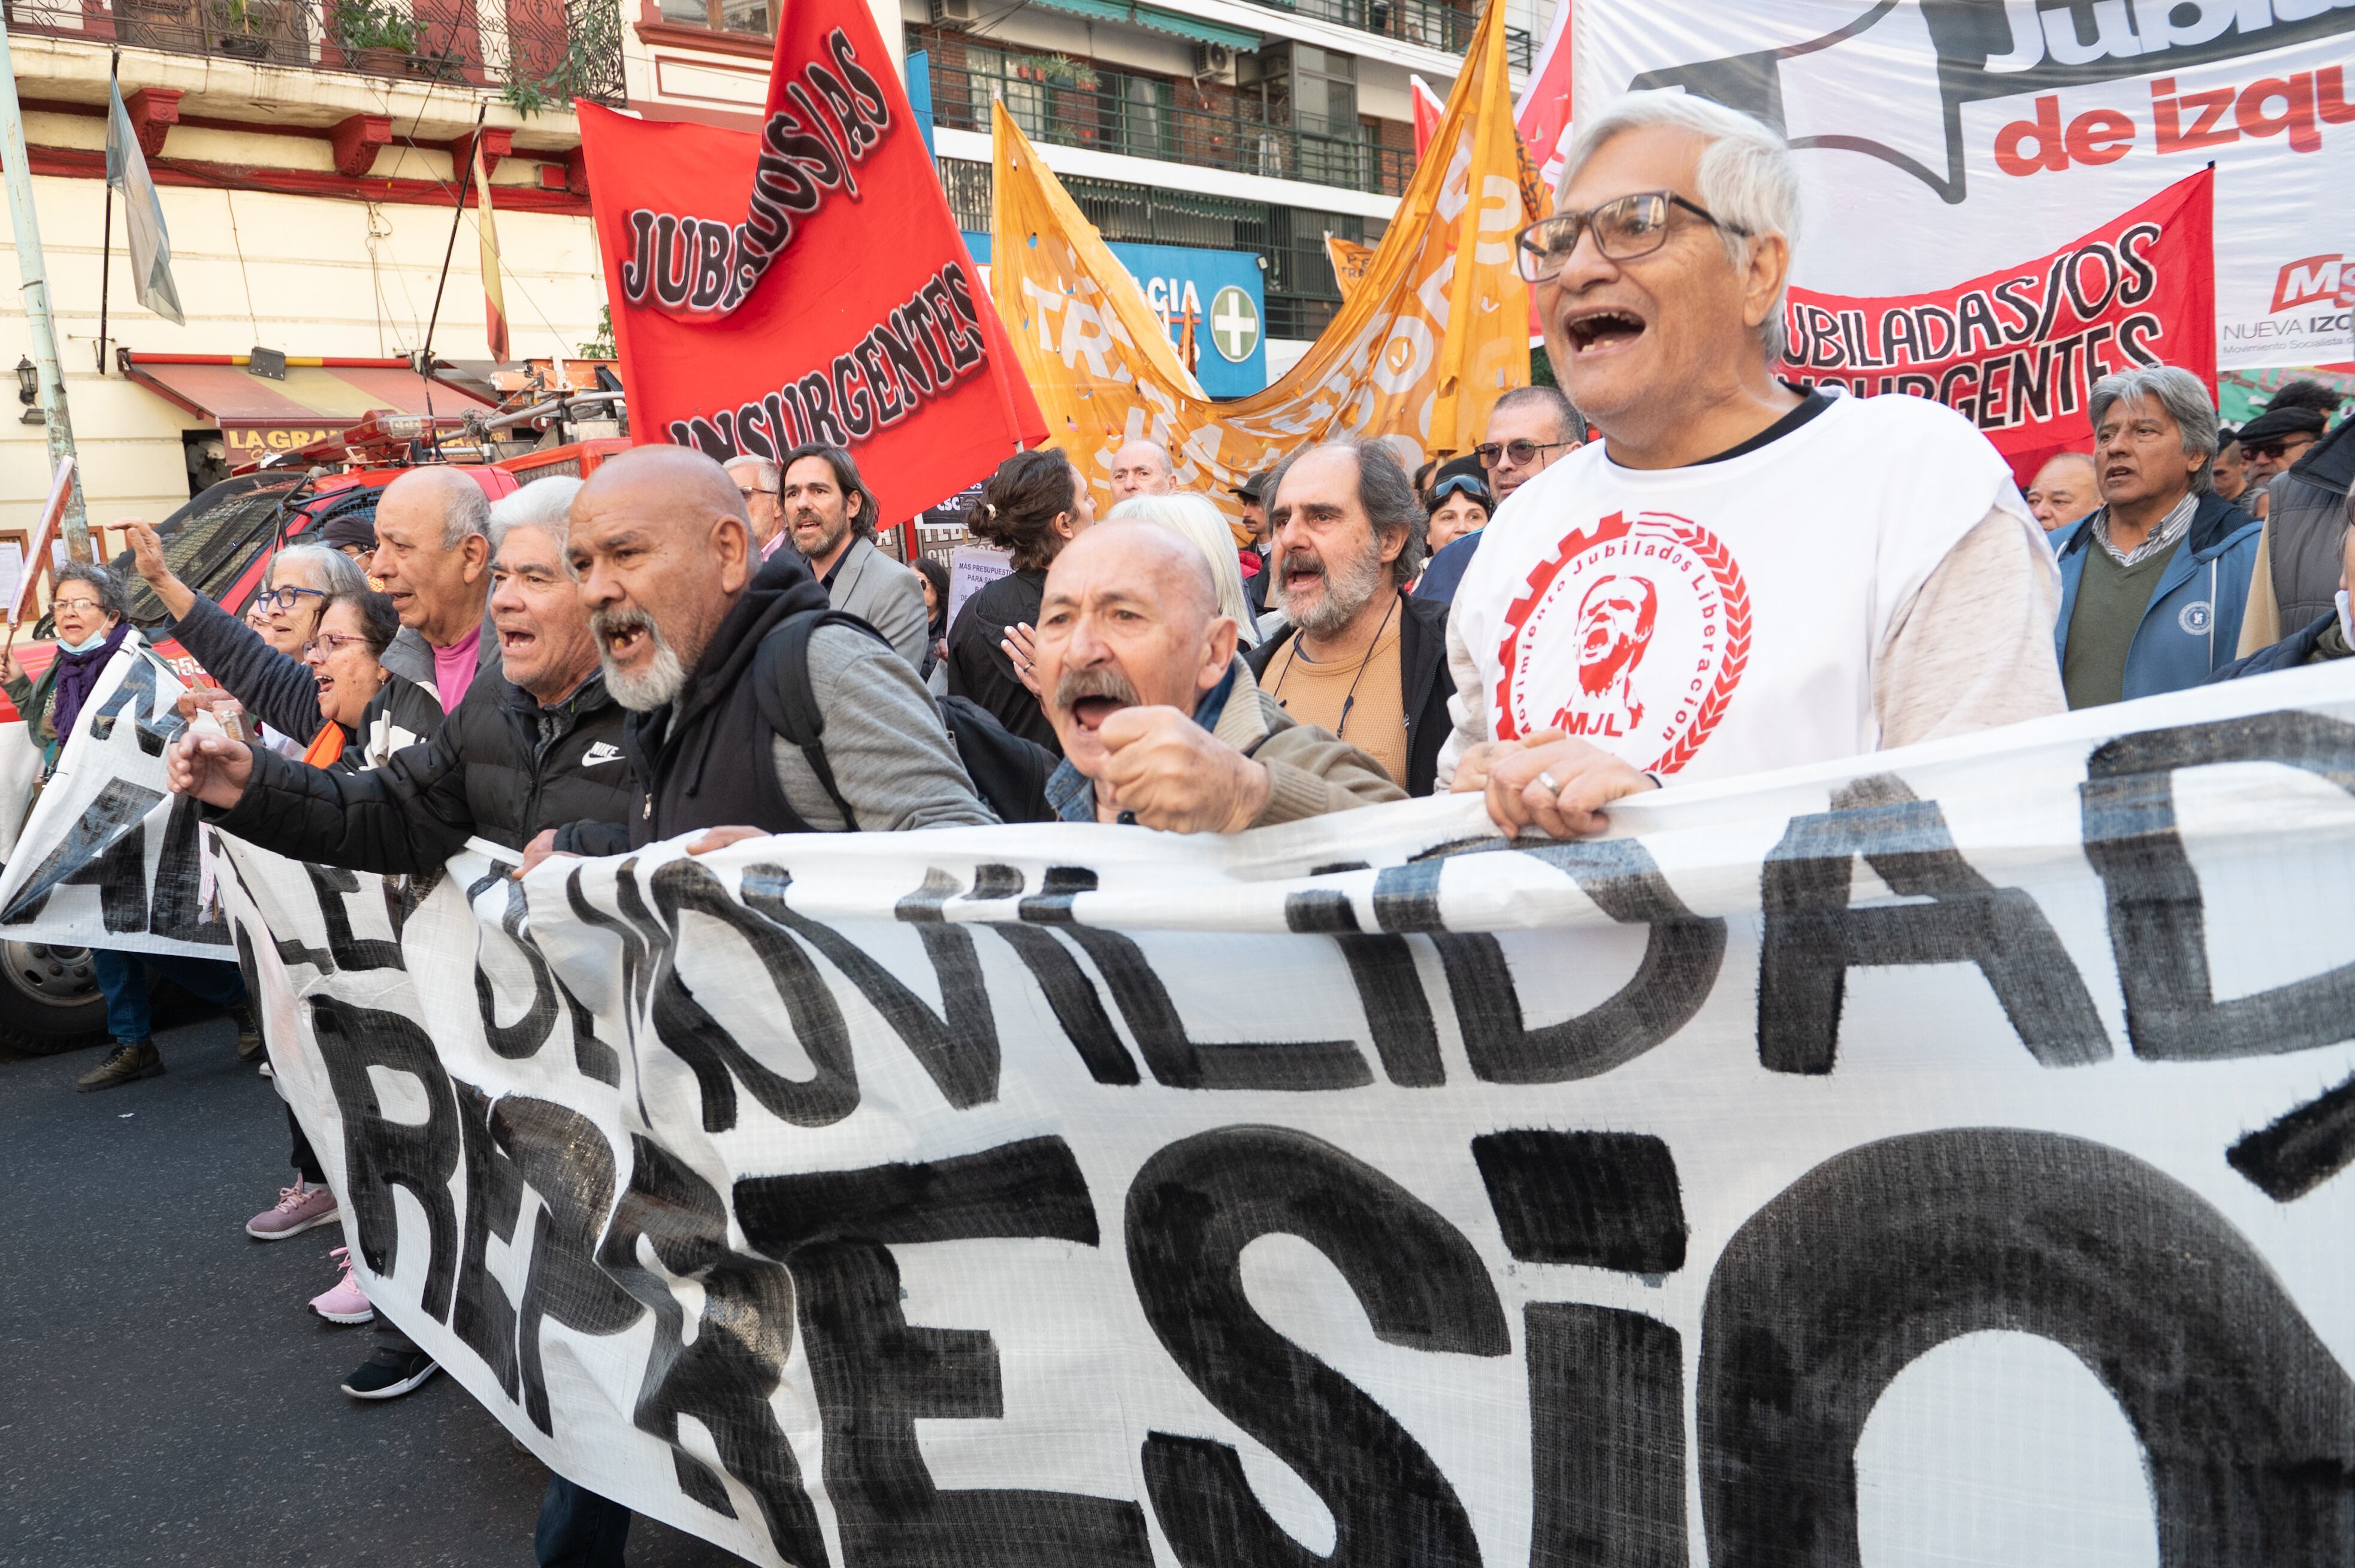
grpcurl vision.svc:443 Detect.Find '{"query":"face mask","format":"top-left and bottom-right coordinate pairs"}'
top-left (58, 625), bottom-right (111, 655)
top-left (2337, 589), bottom-right (2351, 649)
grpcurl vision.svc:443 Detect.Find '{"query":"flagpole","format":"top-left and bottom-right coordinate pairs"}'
top-left (0, 7), bottom-right (91, 559)
top-left (96, 51), bottom-right (117, 377)
top-left (416, 106), bottom-right (484, 462)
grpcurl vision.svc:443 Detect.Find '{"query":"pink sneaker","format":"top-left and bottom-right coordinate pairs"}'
top-left (247, 1180), bottom-right (338, 1242)
top-left (310, 1248), bottom-right (373, 1325)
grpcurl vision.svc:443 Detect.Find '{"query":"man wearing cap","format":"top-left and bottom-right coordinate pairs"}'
top-left (1233, 468), bottom-right (1273, 615)
top-left (2234, 382), bottom-right (2354, 656)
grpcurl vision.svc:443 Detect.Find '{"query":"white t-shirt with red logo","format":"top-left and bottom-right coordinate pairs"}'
top-left (1446, 392), bottom-right (2034, 785)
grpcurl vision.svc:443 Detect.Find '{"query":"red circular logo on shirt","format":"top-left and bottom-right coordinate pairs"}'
top-left (1492, 510), bottom-right (1752, 776)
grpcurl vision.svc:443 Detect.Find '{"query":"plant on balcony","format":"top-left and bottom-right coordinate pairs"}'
top-left (502, 0), bottom-right (625, 116)
top-left (329, 0), bottom-right (426, 69)
top-left (1008, 52), bottom-right (1097, 92)
top-left (208, 0), bottom-right (285, 57)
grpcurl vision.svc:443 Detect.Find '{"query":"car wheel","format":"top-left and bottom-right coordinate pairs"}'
top-left (0, 940), bottom-right (109, 1054)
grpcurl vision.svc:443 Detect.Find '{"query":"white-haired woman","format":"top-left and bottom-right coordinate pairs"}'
top-left (1108, 492), bottom-right (1261, 648)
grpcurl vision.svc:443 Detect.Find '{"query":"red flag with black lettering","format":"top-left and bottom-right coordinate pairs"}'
top-left (1779, 169), bottom-right (2214, 491)
top-left (575, 7), bottom-right (1044, 527)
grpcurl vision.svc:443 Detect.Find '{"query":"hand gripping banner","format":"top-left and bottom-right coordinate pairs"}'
top-left (1782, 169), bottom-right (2215, 488)
top-left (991, 0), bottom-right (1531, 517)
top-left (575, 0), bottom-right (1047, 527)
top-left (213, 661), bottom-right (2355, 1566)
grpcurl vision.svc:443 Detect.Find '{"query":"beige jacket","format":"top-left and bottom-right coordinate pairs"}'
top-left (1212, 658), bottom-right (1405, 827)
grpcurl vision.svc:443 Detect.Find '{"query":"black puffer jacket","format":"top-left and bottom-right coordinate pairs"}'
top-left (208, 670), bottom-right (632, 871)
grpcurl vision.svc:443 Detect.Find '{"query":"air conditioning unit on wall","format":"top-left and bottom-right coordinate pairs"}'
top-left (1193, 42), bottom-right (1237, 84)
top-left (930, 0), bottom-right (977, 28)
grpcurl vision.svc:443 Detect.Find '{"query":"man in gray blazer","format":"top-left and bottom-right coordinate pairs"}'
top-left (780, 443), bottom-right (930, 668)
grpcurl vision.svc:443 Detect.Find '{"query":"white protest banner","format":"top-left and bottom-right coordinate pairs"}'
top-left (0, 639), bottom-right (231, 958)
top-left (1572, 2), bottom-right (2355, 373)
top-left (947, 543), bottom-right (1013, 630)
top-left (210, 659), bottom-right (2355, 1566)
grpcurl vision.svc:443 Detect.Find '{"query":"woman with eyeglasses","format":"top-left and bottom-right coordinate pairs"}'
top-left (295, 589), bottom-right (442, 770)
top-left (1, 561), bottom-right (139, 779)
top-left (0, 561), bottom-right (260, 1093)
top-left (126, 522), bottom-right (370, 761)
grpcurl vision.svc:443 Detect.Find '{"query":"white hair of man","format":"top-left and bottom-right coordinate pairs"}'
top-left (1108, 493), bottom-right (1258, 646)
top-left (487, 476), bottom-right (585, 552)
top-left (725, 455), bottom-right (781, 491)
top-left (2088, 365), bottom-right (2220, 495)
top-left (431, 473), bottom-right (494, 551)
top-left (1556, 90), bottom-right (1802, 362)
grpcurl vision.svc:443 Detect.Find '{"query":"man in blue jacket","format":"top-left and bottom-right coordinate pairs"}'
top-left (2052, 365), bottom-right (2261, 707)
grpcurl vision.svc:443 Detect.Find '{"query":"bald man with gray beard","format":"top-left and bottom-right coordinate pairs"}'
top-left (530, 446), bottom-right (995, 864)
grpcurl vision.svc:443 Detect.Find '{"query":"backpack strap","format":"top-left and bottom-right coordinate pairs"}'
top-left (750, 608), bottom-right (890, 831)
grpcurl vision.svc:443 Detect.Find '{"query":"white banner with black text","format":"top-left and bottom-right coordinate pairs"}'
top-left (217, 662), bottom-right (2355, 1567)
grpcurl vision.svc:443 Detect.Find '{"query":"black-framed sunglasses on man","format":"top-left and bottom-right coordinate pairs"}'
top-left (1476, 438), bottom-right (1578, 470)
top-left (1513, 189), bottom-right (1753, 284)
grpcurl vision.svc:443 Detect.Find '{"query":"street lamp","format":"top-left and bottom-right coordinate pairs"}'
top-left (16, 355), bottom-right (42, 425)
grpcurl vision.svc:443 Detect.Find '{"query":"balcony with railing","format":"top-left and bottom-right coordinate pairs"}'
top-left (1264, 0), bottom-right (1530, 68)
top-left (1, 0), bottom-right (626, 107)
top-left (926, 55), bottom-right (1417, 198)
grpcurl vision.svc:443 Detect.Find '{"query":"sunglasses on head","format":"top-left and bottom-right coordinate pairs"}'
top-left (1429, 474), bottom-right (1493, 507)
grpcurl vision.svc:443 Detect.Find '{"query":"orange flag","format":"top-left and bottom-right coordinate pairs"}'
top-left (472, 138), bottom-right (509, 362)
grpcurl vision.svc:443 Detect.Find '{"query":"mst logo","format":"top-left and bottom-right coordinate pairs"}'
top-left (2272, 254), bottom-right (2352, 313)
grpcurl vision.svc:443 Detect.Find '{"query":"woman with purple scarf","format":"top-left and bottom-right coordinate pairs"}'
top-left (1, 561), bottom-right (252, 1092)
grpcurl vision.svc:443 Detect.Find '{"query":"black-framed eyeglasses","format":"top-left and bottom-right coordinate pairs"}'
top-left (1475, 438), bottom-right (1577, 470)
top-left (1513, 190), bottom-right (1751, 283)
top-left (256, 585), bottom-right (328, 613)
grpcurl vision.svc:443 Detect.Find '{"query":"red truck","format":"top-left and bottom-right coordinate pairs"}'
top-left (0, 411), bottom-right (631, 1054)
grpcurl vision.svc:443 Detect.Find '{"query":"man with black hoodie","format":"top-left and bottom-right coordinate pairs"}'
top-left (534, 444), bottom-right (994, 863)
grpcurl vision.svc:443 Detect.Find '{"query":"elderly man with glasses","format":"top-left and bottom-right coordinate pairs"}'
top-left (1442, 90), bottom-right (2065, 839)
top-left (725, 453), bottom-right (787, 559)
top-left (2230, 380), bottom-right (2353, 658)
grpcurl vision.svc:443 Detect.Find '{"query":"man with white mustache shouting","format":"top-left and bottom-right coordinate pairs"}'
top-left (1444, 90), bottom-right (2065, 839)
top-left (535, 444), bottom-right (994, 861)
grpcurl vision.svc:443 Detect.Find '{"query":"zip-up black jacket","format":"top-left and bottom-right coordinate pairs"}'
top-left (207, 668), bottom-right (632, 871)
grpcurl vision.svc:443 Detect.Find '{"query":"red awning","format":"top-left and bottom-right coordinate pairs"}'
top-left (122, 354), bottom-right (498, 463)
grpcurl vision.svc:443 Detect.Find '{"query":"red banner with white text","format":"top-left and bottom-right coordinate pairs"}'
top-left (575, 4), bottom-right (1044, 528)
top-left (1779, 169), bottom-right (2214, 489)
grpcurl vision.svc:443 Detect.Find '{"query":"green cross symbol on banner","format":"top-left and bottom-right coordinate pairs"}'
top-left (1210, 286), bottom-right (1260, 363)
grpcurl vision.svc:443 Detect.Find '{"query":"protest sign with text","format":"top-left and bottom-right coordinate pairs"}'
top-left (1575, 1), bottom-right (2355, 372)
top-left (575, 0), bottom-right (1045, 528)
top-left (205, 662), bottom-right (2355, 1568)
top-left (1782, 169), bottom-right (2214, 486)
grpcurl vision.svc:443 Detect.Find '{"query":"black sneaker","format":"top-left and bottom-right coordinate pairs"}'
top-left (77, 1040), bottom-right (164, 1093)
top-left (231, 1004), bottom-right (264, 1063)
top-left (340, 1348), bottom-right (440, 1401)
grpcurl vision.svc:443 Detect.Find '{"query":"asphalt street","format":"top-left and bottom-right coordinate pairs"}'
top-left (0, 1015), bottom-right (743, 1568)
